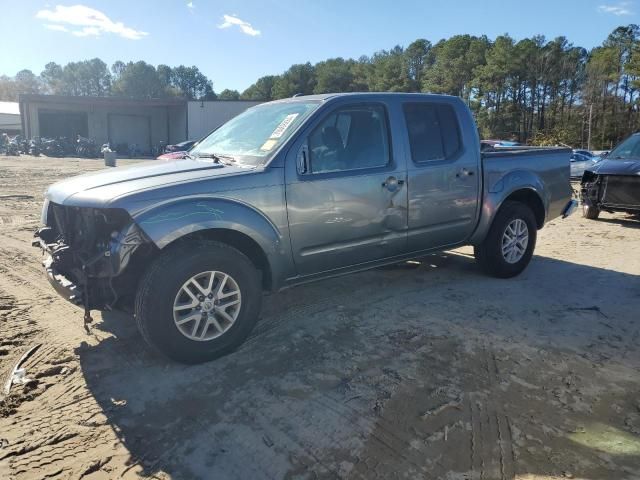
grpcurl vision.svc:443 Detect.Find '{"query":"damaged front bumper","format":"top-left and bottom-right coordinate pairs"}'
top-left (581, 172), bottom-right (640, 213)
top-left (42, 252), bottom-right (84, 306)
top-left (33, 233), bottom-right (111, 309)
top-left (33, 204), bottom-right (153, 312)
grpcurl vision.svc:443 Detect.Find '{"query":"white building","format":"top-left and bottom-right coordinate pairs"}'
top-left (19, 95), bottom-right (262, 154)
top-left (187, 100), bottom-right (261, 140)
top-left (0, 101), bottom-right (21, 134)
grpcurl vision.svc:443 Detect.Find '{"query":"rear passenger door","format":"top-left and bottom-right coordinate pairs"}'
top-left (402, 101), bottom-right (480, 251)
top-left (285, 102), bottom-right (407, 276)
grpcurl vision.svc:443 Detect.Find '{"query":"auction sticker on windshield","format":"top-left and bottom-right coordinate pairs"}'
top-left (269, 113), bottom-right (299, 139)
top-left (260, 139), bottom-right (278, 151)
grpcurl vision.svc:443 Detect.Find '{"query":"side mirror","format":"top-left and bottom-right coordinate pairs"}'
top-left (297, 142), bottom-right (309, 174)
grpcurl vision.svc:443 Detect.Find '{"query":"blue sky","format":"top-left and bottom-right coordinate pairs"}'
top-left (1, 0), bottom-right (638, 92)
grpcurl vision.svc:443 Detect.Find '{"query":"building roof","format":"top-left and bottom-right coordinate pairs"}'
top-left (18, 94), bottom-right (187, 108)
top-left (0, 101), bottom-right (20, 115)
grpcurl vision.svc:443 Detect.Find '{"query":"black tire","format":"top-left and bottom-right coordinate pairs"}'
top-left (582, 204), bottom-right (600, 220)
top-left (474, 201), bottom-right (537, 278)
top-left (135, 240), bottom-right (262, 364)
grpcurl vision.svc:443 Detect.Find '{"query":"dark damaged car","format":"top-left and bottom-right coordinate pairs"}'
top-left (581, 133), bottom-right (640, 219)
top-left (34, 93), bottom-right (576, 363)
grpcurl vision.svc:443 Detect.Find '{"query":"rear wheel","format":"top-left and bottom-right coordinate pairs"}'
top-left (582, 204), bottom-right (600, 220)
top-left (135, 240), bottom-right (262, 364)
top-left (474, 201), bottom-right (537, 278)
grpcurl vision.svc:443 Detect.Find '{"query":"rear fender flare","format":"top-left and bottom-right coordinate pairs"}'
top-left (470, 170), bottom-right (547, 245)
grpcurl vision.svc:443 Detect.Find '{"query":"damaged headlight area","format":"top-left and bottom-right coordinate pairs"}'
top-left (581, 171), bottom-right (640, 212)
top-left (580, 171), bottom-right (601, 207)
top-left (33, 203), bottom-right (155, 312)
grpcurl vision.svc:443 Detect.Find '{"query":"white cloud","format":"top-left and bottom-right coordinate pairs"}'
top-left (187, 2), bottom-right (194, 9)
top-left (72, 26), bottom-right (102, 37)
top-left (597, 1), bottom-right (634, 15)
top-left (36, 4), bottom-right (148, 39)
top-left (218, 14), bottom-right (260, 36)
top-left (44, 23), bottom-right (69, 32)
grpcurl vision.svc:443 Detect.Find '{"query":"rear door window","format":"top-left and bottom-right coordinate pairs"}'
top-left (403, 103), bottom-right (461, 163)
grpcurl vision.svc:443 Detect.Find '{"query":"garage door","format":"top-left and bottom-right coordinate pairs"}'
top-left (108, 114), bottom-right (151, 153)
top-left (39, 111), bottom-right (88, 139)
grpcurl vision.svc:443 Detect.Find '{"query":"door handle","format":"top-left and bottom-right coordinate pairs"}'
top-left (456, 168), bottom-right (474, 178)
top-left (382, 176), bottom-right (405, 191)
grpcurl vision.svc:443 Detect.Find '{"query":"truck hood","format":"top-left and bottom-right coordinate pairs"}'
top-left (587, 158), bottom-right (640, 176)
top-left (46, 158), bottom-right (255, 206)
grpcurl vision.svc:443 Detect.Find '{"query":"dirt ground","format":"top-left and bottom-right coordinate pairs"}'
top-left (0, 155), bottom-right (639, 480)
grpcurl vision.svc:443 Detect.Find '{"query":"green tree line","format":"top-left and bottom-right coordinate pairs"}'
top-left (2, 25), bottom-right (640, 149)
top-left (0, 60), bottom-right (242, 102)
top-left (240, 25), bottom-right (640, 149)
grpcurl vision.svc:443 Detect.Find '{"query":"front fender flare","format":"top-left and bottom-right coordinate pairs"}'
top-left (132, 196), bottom-right (286, 281)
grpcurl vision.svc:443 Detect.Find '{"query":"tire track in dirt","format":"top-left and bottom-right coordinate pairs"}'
top-left (0, 344), bottom-right (128, 479)
top-left (0, 229), bottom-right (126, 479)
top-left (248, 262), bottom-right (467, 347)
top-left (468, 347), bottom-right (516, 480)
top-left (0, 157), bottom-right (161, 479)
top-left (0, 288), bottom-right (38, 396)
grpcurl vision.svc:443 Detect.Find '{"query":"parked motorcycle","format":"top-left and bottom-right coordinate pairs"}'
top-left (4, 142), bottom-right (20, 156)
top-left (28, 138), bottom-right (41, 157)
top-left (5, 138), bottom-right (20, 156)
top-left (26, 137), bottom-right (42, 157)
top-left (41, 137), bottom-right (65, 157)
top-left (12, 135), bottom-right (29, 154)
top-left (76, 135), bottom-right (99, 158)
top-left (57, 137), bottom-right (76, 156)
top-left (128, 143), bottom-right (142, 158)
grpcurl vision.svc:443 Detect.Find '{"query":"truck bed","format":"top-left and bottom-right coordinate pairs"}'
top-left (481, 147), bottom-right (572, 225)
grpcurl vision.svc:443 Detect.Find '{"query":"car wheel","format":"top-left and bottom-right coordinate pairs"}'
top-left (135, 240), bottom-right (262, 364)
top-left (474, 201), bottom-right (537, 278)
top-left (582, 204), bottom-right (600, 220)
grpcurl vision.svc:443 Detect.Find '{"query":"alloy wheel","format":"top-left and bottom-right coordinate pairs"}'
top-left (173, 271), bottom-right (241, 341)
top-left (501, 219), bottom-right (529, 264)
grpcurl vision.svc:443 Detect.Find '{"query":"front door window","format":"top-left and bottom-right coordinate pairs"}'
top-left (307, 104), bottom-right (391, 174)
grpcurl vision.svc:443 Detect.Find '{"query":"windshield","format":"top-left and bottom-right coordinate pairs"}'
top-left (607, 134), bottom-right (640, 160)
top-left (190, 101), bottom-right (320, 165)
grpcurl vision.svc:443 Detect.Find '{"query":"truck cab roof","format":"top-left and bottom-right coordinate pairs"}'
top-left (270, 92), bottom-right (461, 103)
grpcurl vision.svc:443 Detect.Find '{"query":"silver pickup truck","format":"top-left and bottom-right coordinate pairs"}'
top-left (34, 93), bottom-right (576, 363)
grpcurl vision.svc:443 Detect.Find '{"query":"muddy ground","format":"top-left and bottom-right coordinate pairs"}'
top-left (0, 155), bottom-right (639, 480)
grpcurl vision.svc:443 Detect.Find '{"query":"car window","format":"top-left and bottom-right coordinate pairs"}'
top-left (308, 104), bottom-right (390, 174)
top-left (335, 113), bottom-right (351, 147)
top-left (191, 101), bottom-right (319, 165)
top-left (608, 135), bottom-right (640, 159)
top-left (403, 103), bottom-right (461, 163)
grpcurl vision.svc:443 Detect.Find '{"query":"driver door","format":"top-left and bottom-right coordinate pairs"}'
top-left (285, 102), bottom-right (408, 276)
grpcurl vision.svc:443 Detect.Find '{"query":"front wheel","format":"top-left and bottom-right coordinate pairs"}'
top-left (474, 201), bottom-right (537, 278)
top-left (135, 240), bottom-right (262, 364)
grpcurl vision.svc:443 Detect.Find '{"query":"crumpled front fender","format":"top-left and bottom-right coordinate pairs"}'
top-left (134, 196), bottom-right (281, 248)
top-left (131, 196), bottom-right (287, 287)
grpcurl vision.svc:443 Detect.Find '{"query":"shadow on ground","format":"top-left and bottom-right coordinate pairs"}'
top-left (595, 214), bottom-right (640, 229)
top-left (76, 253), bottom-right (640, 479)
